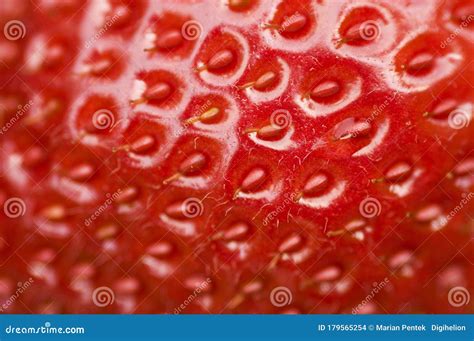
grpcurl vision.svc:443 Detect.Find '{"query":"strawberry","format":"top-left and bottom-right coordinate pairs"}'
top-left (0, 0), bottom-right (473, 314)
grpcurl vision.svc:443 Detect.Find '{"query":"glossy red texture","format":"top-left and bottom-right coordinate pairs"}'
top-left (0, 0), bottom-right (473, 314)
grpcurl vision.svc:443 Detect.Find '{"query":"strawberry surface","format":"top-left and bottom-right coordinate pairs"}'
top-left (0, 0), bottom-right (473, 314)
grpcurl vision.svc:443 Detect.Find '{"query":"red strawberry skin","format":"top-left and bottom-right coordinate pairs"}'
top-left (0, 0), bottom-right (473, 314)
